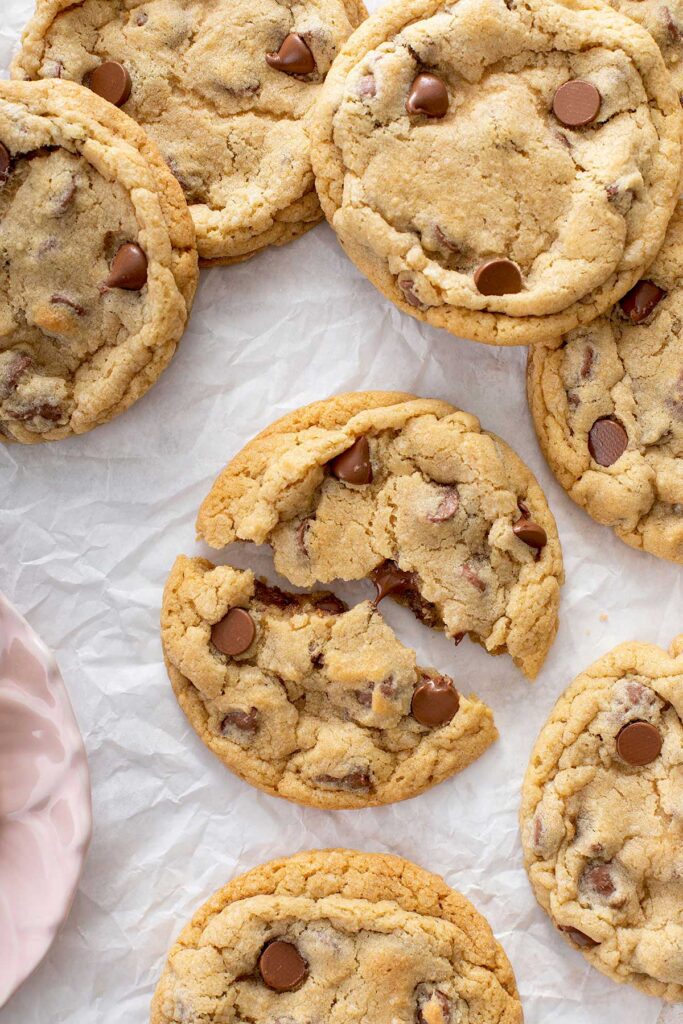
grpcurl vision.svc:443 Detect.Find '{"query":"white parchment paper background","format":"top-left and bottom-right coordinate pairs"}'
top-left (1, 2), bottom-right (682, 1021)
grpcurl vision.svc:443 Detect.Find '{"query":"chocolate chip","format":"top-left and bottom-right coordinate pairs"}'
top-left (211, 608), bottom-right (255, 656)
top-left (461, 561), bottom-right (485, 593)
top-left (50, 293), bottom-right (86, 316)
top-left (581, 345), bottom-right (594, 380)
top-left (105, 243), bottom-right (148, 290)
top-left (406, 73), bottom-right (449, 117)
top-left (619, 280), bottom-right (666, 324)
top-left (355, 686), bottom-right (373, 707)
top-left (474, 259), bottom-right (523, 296)
top-left (312, 593), bottom-right (346, 615)
top-left (258, 940), bottom-right (308, 992)
top-left (13, 401), bottom-right (62, 423)
top-left (1, 353), bottom-right (32, 398)
top-left (359, 74), bottom-right (376, 98)
top-left (411, 673), bottom-right (460, 727)
top-left (315, 769), bottom-right (372, 791)
top-left (265, 33), bottom-right (315, 76)
top-left (253, 580), bottom-right (297, 609)
top-left (329, 435), bottom-right (372, 484)
top-left (560, 926), bottom-right (599, 948)
top-left (427, 486), bottom-right (459, 523)
top-left (296, 518), bottom-right (310, 555)
top-left (582, 863), bottom-right (615, 897)
top-left (513, 517), bottom-right (547, 549)
top-left (0, 143), bottom-right (11, 182)
top-left (371, 560), bottom-right (416, 605)
top-left (588, 417), bottom-right (628, 467)
top-left (398, 276), bottom-right (424, 307)
top-left (221, 708), bottom-right (259, 736)
top-left (552, 81), bottom-right (601, 127)
top-left (416, 990), bottom-right (452, 1024)
top-left (89, 61), bottom-right (132, 107)
top-left (616, 720), bottom-right (662, 766)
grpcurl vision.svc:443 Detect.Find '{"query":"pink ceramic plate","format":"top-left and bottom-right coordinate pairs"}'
top-left (0, 592), bottom-right (91, 1008)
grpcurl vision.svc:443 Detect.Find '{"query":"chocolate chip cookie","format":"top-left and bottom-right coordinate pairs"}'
top-left (609, 0), bottom-right (683, 100)
top-left (197, 392), bottom-right (564, 679)
top-left (151, 848), bottom-right (524, 1023)
top-left (162, 556), bottom-right (497, 808)
top-left (309, 0), bottom-right (683, 346)
top-left (13, 0), bottom-right (366, 266)
top-left (521, 636), bottom-right (683, 1001)
top-left (0, 79), bottom-right (197, 443)
top-left (528, 202), bottom-right (683, 565)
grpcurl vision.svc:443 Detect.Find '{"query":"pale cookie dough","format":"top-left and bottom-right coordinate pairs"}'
top-left (309, 0), bottom-right (683, 346)
top-left (197, 392), bottom-right (564, 679)
top-left (521, 636), bottom-right (683, 1001)
top-left (609, 0), bottom-right (683, 99)
top-left (13, 0), bottom-right (366, 265)
top-left (527, 202), bottom-right (683, 565)
top-left (151, 849), bottom-right (524, 1024)
top-left (0, 79), bottom-right (197, 443)
top-left (162, 555), bottom-right (498, 809)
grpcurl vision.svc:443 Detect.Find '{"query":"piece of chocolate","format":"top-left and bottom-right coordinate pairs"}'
top-left (513, 517), bottom-right (547, 549)
top-left (258, 940), bottom-right (308, 992)
top-left (474, 259), bottom-right (523, 296)
top-left (588, 417), bottom-right (628, 467)
top-left (552, 80), bottom-right (601, 127)
top-left (105, 243), bottom-right (148, 290)
top-left (0, 143), bottom-right (11, 182)
top-left (89, 61), bottom-right (132, 107)
top-left (211, 608), bottom-right (256, 656)
top-left (406, 73), bottom-right (449, 117)
top-left (371, 561), bottom-right (416, 605)
top-left (411, 674), bottom-right (460, 727)
top-left (560, 926), bottom-right (599, 948)
top-left (265, 33), bottom-right (315, 75)
top-left (221, 708), bottom-right (259, 736)
top-left (329, 435), bottom-right (373, 484)
top-left (619, 280), bottom-right (666, 324)
top-left (616, 720), bottom-right (662, 766)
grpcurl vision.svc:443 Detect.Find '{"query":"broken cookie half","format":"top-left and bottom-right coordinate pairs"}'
top-left (162, 555), bottom-right (497, 809)
top-left (196, 392), bottom-right (564, 679)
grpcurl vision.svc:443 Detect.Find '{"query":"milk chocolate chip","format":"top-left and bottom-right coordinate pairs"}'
top-left (89, 61), bottom-right (132, 107)
top-left (371, 561), bottom-right (416, 604)
top-left (616, 721), bottom-right (662, 766)
top-left (211, 608), bottom-right (256, 656)
top-left (620, 280), bottom-right (666, 324)
top-left (513, 516), bottom-right (547, 549)
top-left (329, 435), bottom-right (372, 484)
top-left (588, 417), bottom-right (628, 467)
top-left (560, 926), bottom-right (599, 948)
top-left (474, 259), bottom-right (523, 296)
top-left (105, 243), bottom-right (148, 290)
top-left (258, 940), bottom-right (308, 992)
top-left (553, 81), bottom-right (601, 127)
top-left (0, 143), bottom-right (11, 182)
top-left (411, 674), bottom-right (460, 727)
top-left (266, 33), bottom-right (315, 76)
top-left (406, 73), bottom-right (449, 117)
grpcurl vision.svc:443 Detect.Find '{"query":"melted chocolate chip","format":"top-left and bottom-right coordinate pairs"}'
top-left (552, 81), bottom-right (601, 127)
top-left (265, 33), bottom-right (315, 76)
top-left (474, 259), bottom-right (523, 296)
top-left (0, 143), bottom-right (11, 182)
top-left (371, 560), bottom-right (416, 605)
top-left (616, 720), bottom-right (662, 766)
top-left (315, 769), bottom-right (372, 791)
top-left (329, 435), bottom-right (373, 484)
top-left (221, 708), bottom-right (259, 737)
top-left (105, 243), bottom-right (148, 290)
top-left (312, 593), bottom-right (347, 615)
top-left (211, 608), bottom-right (256, 656)
top-left (588, 417), bottom-right (628, 467)
top-left (258, 940), bottom-right (308, 992)
top-left (89, 61), bottom-right (132, 107)
top-left (619, 280), bottom-right (666, 324)
top-left (582, 863), bottom-right (615, 897)
top-left (253, 580), bottom-right (298, 609)
top-left (560, 926), bottom-right (599, 948)
top-left (406, 73), bottom-right (449, 117)
top-left (427, 486), bottom-right (459, 523)
top-left (411, 673), bottom-right (460, 727)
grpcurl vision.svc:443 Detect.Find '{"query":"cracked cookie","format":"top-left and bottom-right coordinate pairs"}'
top-left (13, 0), bottom-right (366, 265)
top-left (520, 635), bottom-right (683, 1001)
top-left (0, 79), bottom-right (197, 443)
top-left (196, 392), bottom-right (564, 679)
top-left (162, 555), bottom-right (497, 808)
top-left (527, 201), bottom-right (683, 565)
top-left (309, 0), bottom-right (683, 346)
top-left (151, 848), bottom-right (524, 1023)
top-left (609, 0), bottom-right (683, 100)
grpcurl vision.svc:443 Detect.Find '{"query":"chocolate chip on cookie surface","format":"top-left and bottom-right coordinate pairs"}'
top-left (528, 202), bottom-right (683, 565)
top-left (151, 849), bottom-right (524, 1024)
top-left (13, 0), bottom-right (366, 265)
top-left (521, 636), bottom-right (683, 1000)
top-left (0, 79), bottom-right (197, 443)
top-left (161, 555), bottom-right (497, 808)
top-left (310, 0), bottom-right (683, 345)
top-left (196, 392), bottom-right (564, 679)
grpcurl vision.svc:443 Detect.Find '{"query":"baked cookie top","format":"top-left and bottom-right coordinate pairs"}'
top-left (13, 0), bottom-right (366, 264)
top-left (151, 849), bottom-right (523, 1024)
top-left (162, 555), bottom-right (497, 809)
top-left (310, 0), bottom-right (683, 346)
top-left (609, 0), bottom-right (683, 98)
top-left (520, 636), bottom-right (683, 1001)
top-left (0, 79), bottom-right (197, 443)
top-left (197, 392), bottom-right (564, 679)
top-left (527, 202), bottom-right (683, 565)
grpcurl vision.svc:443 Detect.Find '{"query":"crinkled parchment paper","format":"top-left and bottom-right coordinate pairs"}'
top-left (0, 3), bottom-right (681, 1021)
